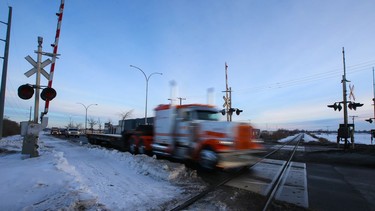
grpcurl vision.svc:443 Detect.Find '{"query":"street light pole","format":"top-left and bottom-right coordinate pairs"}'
top-left (130, 65), bottom-right (162, 125)
top-left (77, 103), bottom-right (98, 134)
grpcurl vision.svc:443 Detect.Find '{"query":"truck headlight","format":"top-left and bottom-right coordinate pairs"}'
top-left (219, 140), bottom-right (234, 145)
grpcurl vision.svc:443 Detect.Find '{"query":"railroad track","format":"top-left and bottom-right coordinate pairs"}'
top-left (170, 133), bottom-right (304, 211)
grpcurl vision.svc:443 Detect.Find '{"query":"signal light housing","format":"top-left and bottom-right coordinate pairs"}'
top-left (228, 108), bottom-right (235, 115)
top-left (348, 102), bottom-right (364, 110)
top-left (327, 103), bottom-right (342, 111)
top-left (40, 87), bottom-right (57, 101)
top-left (235, 109), bottom-right (243, 115)
top-left (18, 84), bottom-right (34, 100)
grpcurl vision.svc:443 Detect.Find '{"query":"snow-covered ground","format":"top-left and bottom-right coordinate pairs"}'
top-left (313, 133), bottom-right (373, 145)
top-left (278, 132), bottom-right (373, 145)
top-left (0, 134), bottom-right (206, 210)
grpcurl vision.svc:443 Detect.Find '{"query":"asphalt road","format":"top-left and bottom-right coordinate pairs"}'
top-left (307, 163), bottom-right (375, 211)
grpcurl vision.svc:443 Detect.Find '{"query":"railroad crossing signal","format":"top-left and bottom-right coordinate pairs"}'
top-left (40, 87), bottom-right (57, 101)
top-left (349, 84), bottom-right (356, 101)
top-left (366, 118), bottom-right (373, 123)
top-left (17, 84), bottom-right (34, 100)
top-left (24, 55), bottom-right (51, 80)
top-left (17, 84), bottom-right (56, 101)
top-left (328, 102), bottom-right (363, 111)
top-left (327, 103), bottom-right (342, 111)
top-left (222, 96), bottom-right (230, 108)
top-left (221, 108), bottom-right (243, 116)
top-left (235, 109), bottom-right (243, 115)
top-left (348, 102), bottom-right (363, 110)
top-left (18, 38), bottom-right (57, 102)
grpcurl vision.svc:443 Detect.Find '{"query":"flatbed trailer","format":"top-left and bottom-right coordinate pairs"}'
top-left (87, 133), bottom-right (125, 149)
top-left (86, 125), bottom-right (153, 152)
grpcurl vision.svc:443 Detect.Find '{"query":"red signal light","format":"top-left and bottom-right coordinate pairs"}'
top-left (40, 87), bottom-right (57, 101)
top-left (18, 84), bottom-right (34, 100)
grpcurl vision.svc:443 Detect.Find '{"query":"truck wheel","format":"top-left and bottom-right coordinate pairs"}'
top-left (199, 147), bottom-right (218, 171)
top-left (137, 139), bottom-right (146, 155)
top-left (129, 137), bottom-right (137, 155)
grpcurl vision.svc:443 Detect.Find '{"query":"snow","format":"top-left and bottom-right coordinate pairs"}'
top-left (277, 133), bottom-right (373, 145)
top-left (277, 134), bottom-right (300, 143)
top-left (0, 134), bottom-right (206, 210)
top-left (313, 133), bottom-right (373, 145)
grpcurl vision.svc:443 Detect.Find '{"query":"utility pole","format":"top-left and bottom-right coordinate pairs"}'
top-left (177, 97), bottom-right (186, 105)
top-left (349, 115), bottom-right (358, 124)
top-left (373, 67), bottom-right (375, 120)
top-left (0, 7), bottom-right (12, 138)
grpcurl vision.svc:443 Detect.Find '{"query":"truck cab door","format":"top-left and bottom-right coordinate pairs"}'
top-left (173, 110), bottom-right (192, 159)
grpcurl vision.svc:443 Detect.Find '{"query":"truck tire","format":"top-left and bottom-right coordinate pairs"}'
top-left (199, 147), bottom-right (218, 171)
top-left (129, 137), bottom-right (137, 155)
top-left (137, 139), bottom-right (146, 155)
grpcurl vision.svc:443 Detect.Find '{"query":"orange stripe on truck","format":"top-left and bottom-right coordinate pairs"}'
top-left (235, 124), bottom-right (262, 150)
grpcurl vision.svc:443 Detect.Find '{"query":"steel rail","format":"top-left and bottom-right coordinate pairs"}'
top-left (261, 133), bottom-right (303, 211)
top-left (170, 133), bottom-right (304, 211)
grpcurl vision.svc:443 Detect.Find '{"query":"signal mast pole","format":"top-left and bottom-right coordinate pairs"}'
top-left (342, 47), bottom-right (351, 148)
top-left (342, 47), bottom-right (349, 148)
top-left (34, 37), bottom-right (43, 123)
top-left (223, 63), bottom-right (233, 121)
top-left (0, 7), bottom-right (12, 138)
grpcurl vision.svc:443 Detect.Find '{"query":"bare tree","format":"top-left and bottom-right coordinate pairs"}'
top-left (97, 118), bottom-right (102, 132)
top-left (119, 109), bottom-right (133, 132)
top-left (67, 121), bottom-right (74, 129)
top-left (75, 123), bottom-right (83, 130)
top-left (87, 117), bottom-right (97, 132)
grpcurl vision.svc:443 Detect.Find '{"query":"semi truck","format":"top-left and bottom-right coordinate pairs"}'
top-left (87, 104), bottom-right (263, 170)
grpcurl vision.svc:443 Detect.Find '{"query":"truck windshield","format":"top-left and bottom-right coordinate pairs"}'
top-left (196, 110), bottom-right (219, 121)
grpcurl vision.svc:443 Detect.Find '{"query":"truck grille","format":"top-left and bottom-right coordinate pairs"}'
top-left (235, 124), bottom-right (254, 150)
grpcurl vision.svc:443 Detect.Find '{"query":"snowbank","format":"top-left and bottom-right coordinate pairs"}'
top-left (314, 133), bottom-right (373, 145)
top-left (276, 133), bottom-right (373, 145)
top-left (0, 134), bottom-right (206, 210)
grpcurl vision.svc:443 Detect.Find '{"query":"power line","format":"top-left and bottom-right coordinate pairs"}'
top-left (236, 61), bottom-right (375, 94)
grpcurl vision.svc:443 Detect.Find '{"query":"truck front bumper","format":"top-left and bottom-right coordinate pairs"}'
top-left (217, 149), bottom-right (264, 169)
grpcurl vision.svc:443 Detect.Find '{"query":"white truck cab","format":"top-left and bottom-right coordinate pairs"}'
top-left (152, 104), bottom-right (263, 170)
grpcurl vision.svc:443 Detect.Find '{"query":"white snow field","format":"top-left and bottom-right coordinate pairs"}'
top-left (0, 134), bottom-right (206, 210)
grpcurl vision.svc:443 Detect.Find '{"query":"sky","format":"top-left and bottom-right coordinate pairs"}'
top-left (1, 0), bottom-right (375, 131)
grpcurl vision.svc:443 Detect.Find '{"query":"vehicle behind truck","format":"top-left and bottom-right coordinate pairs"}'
top-left (87, 104), bottom-right (263, 170)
